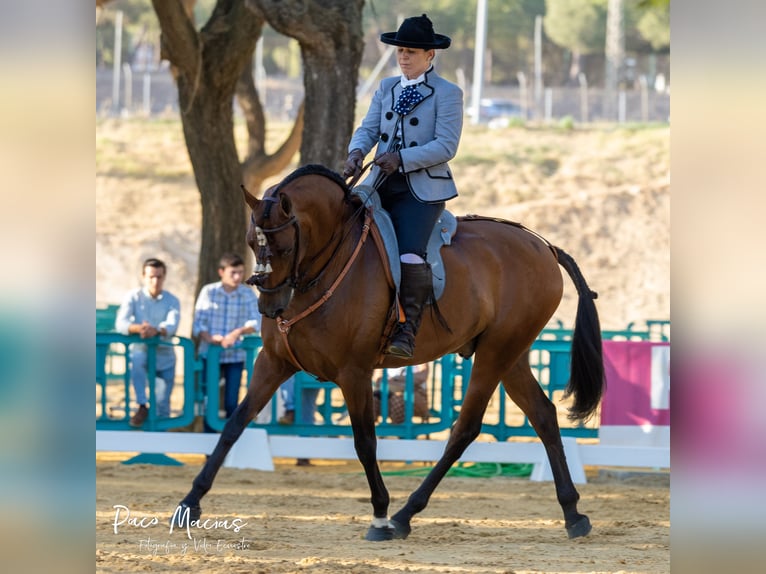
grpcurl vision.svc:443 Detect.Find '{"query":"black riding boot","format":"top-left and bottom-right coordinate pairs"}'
top-left (386, 262), bottom-right (433, 358)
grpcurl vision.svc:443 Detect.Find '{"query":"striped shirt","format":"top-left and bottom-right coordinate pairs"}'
top-left (193, 282), bottom-right (260, 363)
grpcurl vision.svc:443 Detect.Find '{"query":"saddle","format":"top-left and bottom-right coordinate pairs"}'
top-left (351, 185), bottom-right (457, 301)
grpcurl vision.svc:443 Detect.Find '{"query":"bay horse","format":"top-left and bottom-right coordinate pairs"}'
top-left (174, 164), bottom-right (604, 541)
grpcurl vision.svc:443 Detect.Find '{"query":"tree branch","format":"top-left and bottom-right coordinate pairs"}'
top-left (151, 0), bottom-right (200, 78)
top-left (241, 101), bottom-right (305, 192)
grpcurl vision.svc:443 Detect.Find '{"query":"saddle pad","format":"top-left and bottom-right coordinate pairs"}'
top-left (352, 185), bottom-right (457, 301)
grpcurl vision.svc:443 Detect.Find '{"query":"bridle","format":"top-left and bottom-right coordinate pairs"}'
top-left (245, 192), bottom-right (301, 293)
top-left (245, 183), bottom-right (366, 295)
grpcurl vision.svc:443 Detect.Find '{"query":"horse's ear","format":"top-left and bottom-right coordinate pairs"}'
top-left (241, 184), bottom-right (260, 212)
top-left (279, 192), bottom-right (292, 216)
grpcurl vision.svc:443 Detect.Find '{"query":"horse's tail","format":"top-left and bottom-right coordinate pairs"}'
top-left (554, 246), bottom-right (605, 421)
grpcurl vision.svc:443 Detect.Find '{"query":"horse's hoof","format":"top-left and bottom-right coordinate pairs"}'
top-left (170, 501), bottom-right (201, 527)
top-left (566, 515), bottom-right (592, 539)
top-left (364, 525), bottom-right (396, 541)
top-left (389, 518), bottom-right (410, 540)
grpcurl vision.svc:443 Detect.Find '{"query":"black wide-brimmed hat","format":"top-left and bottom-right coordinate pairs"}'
top-left (380, 14), bottom-right (451, 50)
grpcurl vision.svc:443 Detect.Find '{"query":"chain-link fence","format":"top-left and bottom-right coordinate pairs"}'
top-left (97, 67), bottom-right (669, 124)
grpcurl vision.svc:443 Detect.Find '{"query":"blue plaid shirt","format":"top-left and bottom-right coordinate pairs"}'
top-left (193, 282), bottom-right (260, 363)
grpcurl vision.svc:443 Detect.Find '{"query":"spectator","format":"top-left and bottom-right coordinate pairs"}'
top-left (373, 363), bottom-right (430, 423)
top-left (115, 257), bottom-right (181, 427)
top-left (193, 253), bottom-right (260, 420)
top-left (278, 374), bottom-right (320, 466)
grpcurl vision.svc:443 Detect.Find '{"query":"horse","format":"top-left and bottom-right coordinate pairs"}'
top-left (173, 163), bottom-right (605, 541)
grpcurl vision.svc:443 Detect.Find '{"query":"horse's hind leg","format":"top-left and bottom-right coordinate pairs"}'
top-left (501, 356), bottom-right (591, 538)
top-left (390, 360), bottom-right (501, 539)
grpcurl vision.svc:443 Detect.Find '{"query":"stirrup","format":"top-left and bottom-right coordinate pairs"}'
top-left (385, 331), bottom-right (415, 358)
top-left (385, 343), bottom-right (414, 359)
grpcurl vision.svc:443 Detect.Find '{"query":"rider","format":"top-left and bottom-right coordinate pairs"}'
top-left (343, 14), bottom-right (463, 358)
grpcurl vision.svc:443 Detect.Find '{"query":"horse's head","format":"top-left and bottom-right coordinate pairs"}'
top-left (242, 182), bottom-right (299, 318)
top-left (242, 165), bottom-right (356, 319)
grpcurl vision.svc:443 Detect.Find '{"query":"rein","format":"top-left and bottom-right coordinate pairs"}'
top-left (276, 208), bottom-right (373, 372)
top-left (293, 200), bottom-right (367, 293)
top-left (345, 159), bottom-right (376, 189)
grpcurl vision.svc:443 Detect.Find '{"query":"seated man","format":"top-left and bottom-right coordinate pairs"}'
top-left (373, 363), bottom-right (430, 423)
top-left (115, 257), bottom-right (181, 427)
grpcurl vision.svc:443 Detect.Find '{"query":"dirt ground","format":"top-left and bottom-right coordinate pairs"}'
top-left (96, 455), bottom-right (669, 574)
top-left (96, 119), bottom-right (670, 573)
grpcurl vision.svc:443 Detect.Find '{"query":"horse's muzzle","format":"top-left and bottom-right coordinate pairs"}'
top-left (257, 286), bottom-right (294, 319)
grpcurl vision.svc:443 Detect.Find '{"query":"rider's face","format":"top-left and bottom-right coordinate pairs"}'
top-left (397, 47), bottom-right (434, 80)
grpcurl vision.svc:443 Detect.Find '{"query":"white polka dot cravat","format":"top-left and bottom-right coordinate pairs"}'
top-left (393, 85), bottom-right (425, 116)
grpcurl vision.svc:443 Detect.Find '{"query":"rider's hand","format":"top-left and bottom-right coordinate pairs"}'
top-left (374, 151), bottom-right (401, 175)
top-left (342, 149), bottom-right (364, 178)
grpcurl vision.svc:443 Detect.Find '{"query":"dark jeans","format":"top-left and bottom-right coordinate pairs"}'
top-left (201, 359), bottom-right (245, 419)
top-left (379, 172), bottom-right (445, 259)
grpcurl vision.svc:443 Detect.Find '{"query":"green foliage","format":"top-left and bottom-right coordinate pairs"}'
top-left (637, 0), bottom-right (669, 8)
top-left (635, 2), bottom-right (670, 50)
top-left (485, 0), bottom-right (546, 84)
top-left (96, 0), bottom-right (669, 85)
top-left (557, 115), bottom-right (575, 130)
top-left (543, 0), bottom-right (608, 55)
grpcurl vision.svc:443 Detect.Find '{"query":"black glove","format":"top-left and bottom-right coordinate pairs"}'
top-left (342, 149), bottom-right (364, 178)
top-left (374, 151), bottom-right (401, 175)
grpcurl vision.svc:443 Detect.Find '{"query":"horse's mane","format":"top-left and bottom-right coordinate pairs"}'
top-left (276, 164), bottom-right (352, 201)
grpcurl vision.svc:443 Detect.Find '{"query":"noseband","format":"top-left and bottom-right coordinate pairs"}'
top-left (246, 194), bottom-right (301, 294)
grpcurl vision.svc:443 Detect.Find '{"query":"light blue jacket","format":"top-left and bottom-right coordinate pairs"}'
top-left (348, 67), bottom-right (463, 203)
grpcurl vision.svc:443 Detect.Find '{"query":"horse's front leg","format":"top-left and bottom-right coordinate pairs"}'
top-left (339, 373), bottom-right (393, 541)
top-left (172, 354), bottom-right (293, 527)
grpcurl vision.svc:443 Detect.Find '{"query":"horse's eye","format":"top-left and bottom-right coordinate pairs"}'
top-left (279, 247), bottom-right (293, 257)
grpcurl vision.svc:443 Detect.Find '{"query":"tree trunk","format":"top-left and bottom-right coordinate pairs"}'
top-left (567, 50), bottom-right (583, 86)
top-left (149, 0), bottom-right (364, 298)
top-left (247, 0), bottom-right (365, 169)
top-left (301, 48), bottom-right (359, 168)
top-left (180, 90), bottom-right (248, 295)
top-left (152, 0), bottom-right (263, 294)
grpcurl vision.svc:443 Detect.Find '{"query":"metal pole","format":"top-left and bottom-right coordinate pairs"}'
top-left (122, 64), bottom-right (132, 114)
top-left (534, 15), bottom-right (543, 120)
top-left (618, 89), bottom-right (626, 123)
top-left (111, 10), bottom-right (123, 114)
top-left (357, 45), bottom-right (395, 99)
top-left (604, 0), bottom-right (624, 121)
top-left (470, 0), bottom-right (488, 125)
top-left (639, 75), bottom-right (649, 123)
top-left (142, 73), bottom-right (151, 116)
top-left (578, 72), bottom-right (589, 123)
top-left (517, 72), bottom-right (528, 120)
top-left (544, 87), bottom-right (552, 123)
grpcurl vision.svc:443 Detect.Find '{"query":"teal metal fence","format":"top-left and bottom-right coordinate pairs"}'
top-left (96, 318), bottom-right (669, 440)
top-left (96, 333), bottom-right (197, 431)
